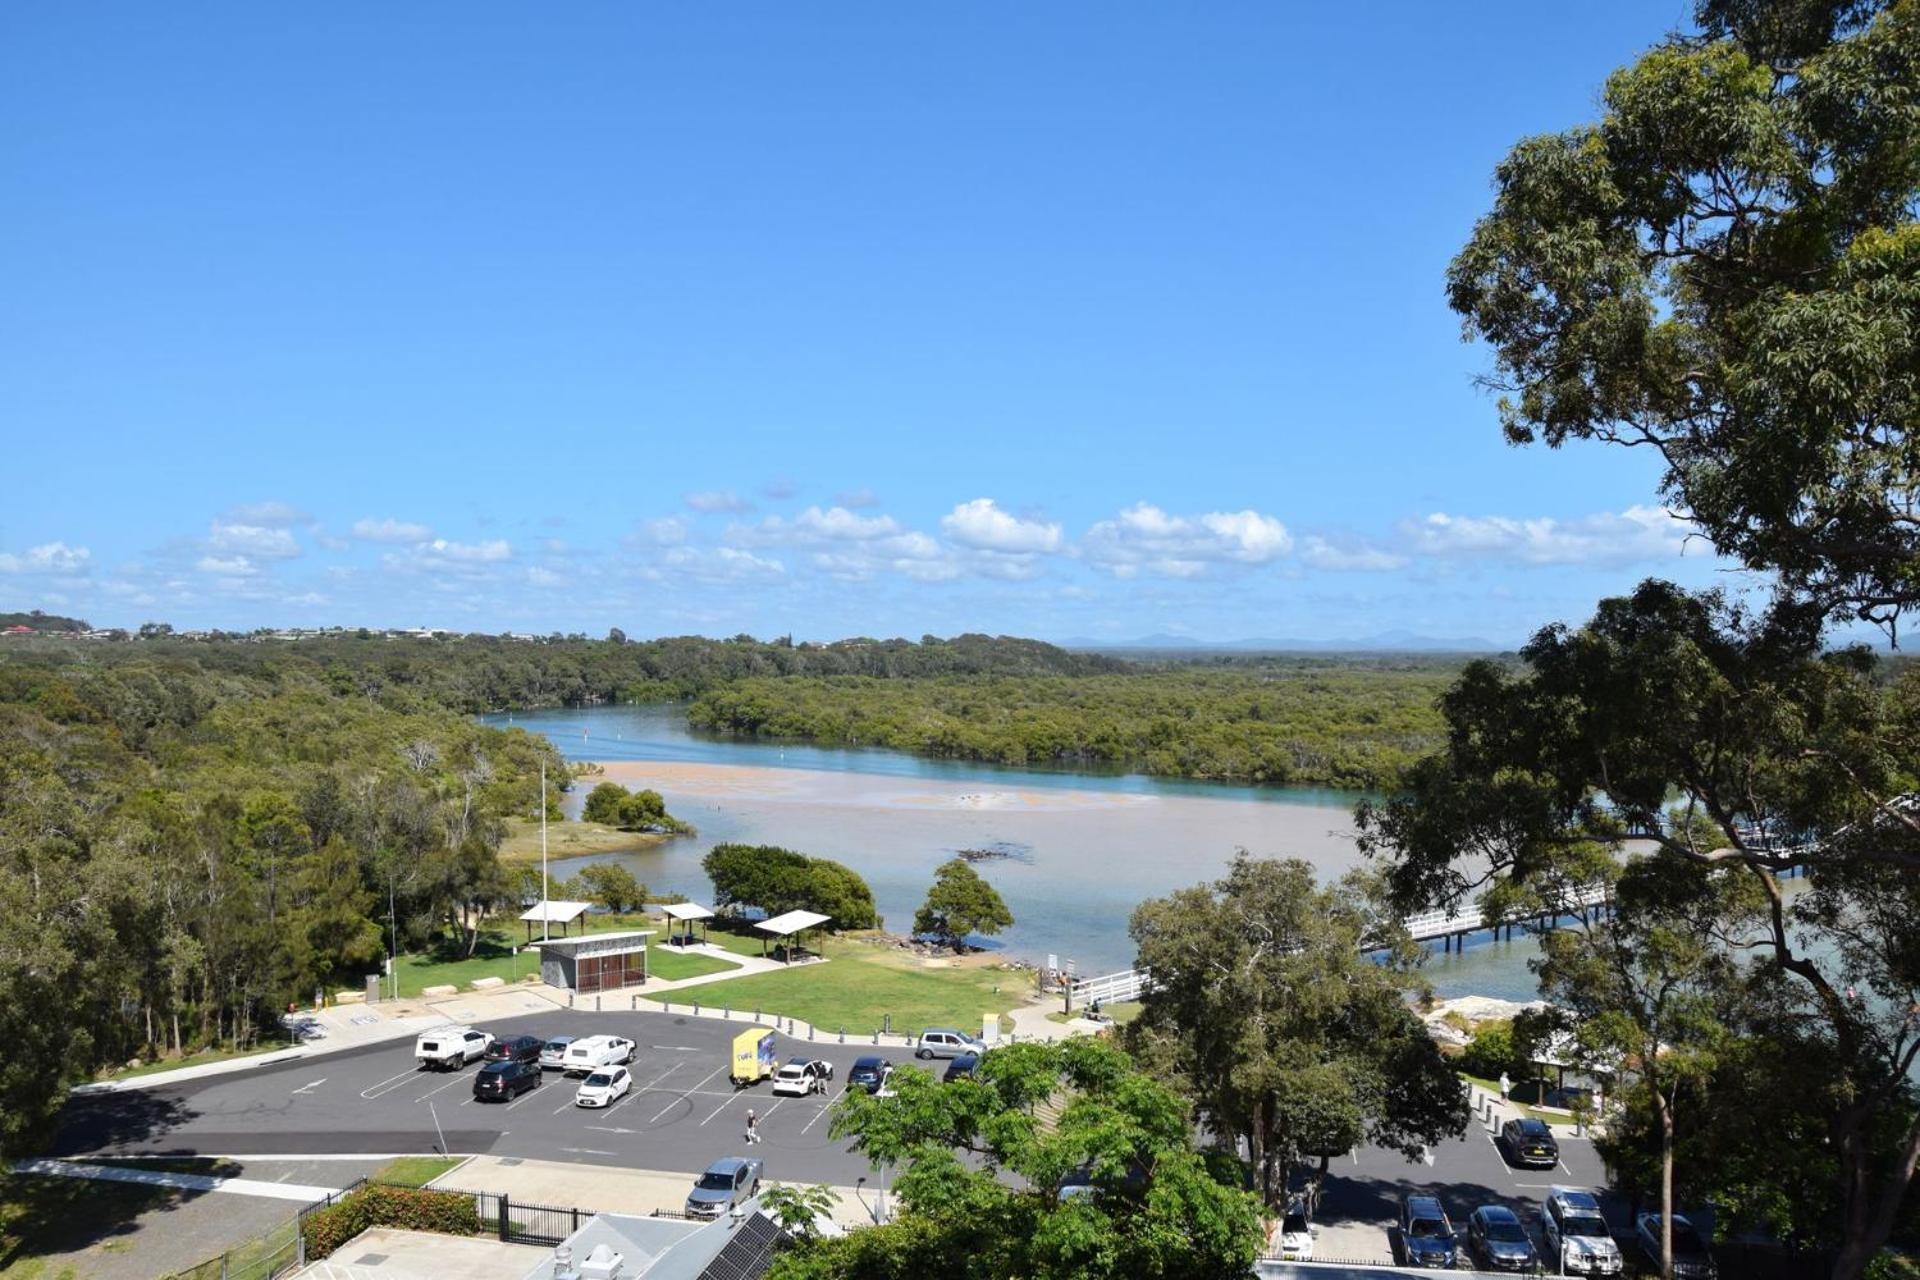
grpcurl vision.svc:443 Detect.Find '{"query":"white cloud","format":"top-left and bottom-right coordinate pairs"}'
top-left (1081, 503), bottom-right (1292, 577)
top-left (352, 517), bottom-right (433, 544)
top-left (223, 501), bottom-right (310, 527)
top-left (1402, 505), bottom-right (1689, 566)
top-left (527, 566), bottom-right (564, 587)
top-left (942, 499), bottom-right (1063, 554)
top-left (210, 521), bottom-right (301, 560)
top-left (426, 538), bottom-right (512, 563)
top-left (195, 554), bottom-right (258, 576)
top-left (1300, 535), bottom-right (1408, 572)
top-left (660, 546), bottom-right (786, 583)
top-left (0, 542), bottom-right (90, 574)
top-left (835, 488), bottom-right (881, 509)
top-left (685, 490), bottom-right (754, 514)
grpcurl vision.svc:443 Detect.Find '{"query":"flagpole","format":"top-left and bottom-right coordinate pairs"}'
top-left (541, 758), bottom-right (550, 943)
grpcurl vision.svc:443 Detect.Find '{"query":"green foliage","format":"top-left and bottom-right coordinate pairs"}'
top-left (575, 863), bottom-right (647, 914)
top-left (689, 662), bottom-right (1457, 788)
top-left (1447, 0), bottom-right (1920, 627)
top-left (580, 781), bottom-right (690, 833)
top-left (758, 1182), bottom-right (840, 1241)
top-left (702, 844), bottom-right (878, 930)
top-left (299, 1185), bottom-right (480, 1259)
top-left (1128, 856), bottom-right (1467, 1210)
top-left (773, 1038), bottom-right (1262, 1280)
top-left (912, 859), bottom-right (1014, 950)
top-left (1456, 1021), bottom-right (1529, 1082)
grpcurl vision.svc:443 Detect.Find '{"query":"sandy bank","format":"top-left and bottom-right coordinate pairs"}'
top-left (590, 759), bottom-right (1157, 814)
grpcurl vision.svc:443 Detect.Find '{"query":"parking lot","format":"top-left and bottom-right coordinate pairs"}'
top-left (1313, 1104), bottom-right (1623, 1267)
top-left (55, 1010), bottom-right (918, 1186)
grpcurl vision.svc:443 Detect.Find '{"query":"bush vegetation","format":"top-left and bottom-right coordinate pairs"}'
top-left (299, 1185), bottom-right (480, 1259)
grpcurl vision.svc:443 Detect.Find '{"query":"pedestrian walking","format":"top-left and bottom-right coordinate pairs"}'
top-left (745, 1108), bottom-right (760, 1144)
top-left (1498, 1071), bottom-right (1511, 1102)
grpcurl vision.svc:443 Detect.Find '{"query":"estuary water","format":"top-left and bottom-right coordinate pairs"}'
top-left (482, 704), bottom-right (1542, 999)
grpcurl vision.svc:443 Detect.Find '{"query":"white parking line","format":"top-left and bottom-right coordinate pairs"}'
top-left (413, 1074), bottom-right (473, 1104)
top-left (290, 1078), bottom-right (326, 1096)
top-left (699, 1093), bottom-right (741, 1127)
top-left (500, 1084), bottom-right (546, 1111)
top-left (800, 1103), bottom-right (832, 1134)
top-left (359, 1067), bottom-right (422, 1100)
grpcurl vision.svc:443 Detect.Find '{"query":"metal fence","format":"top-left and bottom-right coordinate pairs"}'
top-left (163, 1180), bottom-right (361, 1280)
top-left (464, 1189), bottom-right (592, 1246)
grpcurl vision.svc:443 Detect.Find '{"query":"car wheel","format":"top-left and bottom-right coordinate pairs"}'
top-left (916, 1048), bottom-right (931, 1059)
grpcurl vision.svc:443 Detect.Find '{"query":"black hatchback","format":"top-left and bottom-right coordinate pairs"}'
top-left (943, 1053), bottom-right (980, 1083)
top-left (485, 1034), bottom-right (543, 1066)
top-left (848, 1056), bottom-right (893, 1094)
top-left (473, 1059), bottom-right (541, 1102)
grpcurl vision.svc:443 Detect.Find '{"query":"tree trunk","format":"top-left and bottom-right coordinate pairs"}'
top-left (1830, 1110), bottom-right (1920, 1280)
top-left (1658, 1092), bottom-right (1675, 1280)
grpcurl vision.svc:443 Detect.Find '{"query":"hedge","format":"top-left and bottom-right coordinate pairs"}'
top-left (301, 1184), bottom-right (482, 1259)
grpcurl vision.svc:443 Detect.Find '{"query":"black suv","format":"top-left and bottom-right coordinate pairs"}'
top-left (943, 1053), bottom-right (980, 1083)
top-left (485, 1034), bottom-right (543, 1066)
top-left (1498, 1117), bottom-right (1561, 1169)
top-left (848, 1055), bottom-right (893, 1094)
top-left (473, 1059), bottom-right (541, 1101)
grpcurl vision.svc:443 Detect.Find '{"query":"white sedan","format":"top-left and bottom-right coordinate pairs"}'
top-left (771, 1058), bottom-right (834, 1097)
top-left (574, 1065), bottom-right (632, 1108)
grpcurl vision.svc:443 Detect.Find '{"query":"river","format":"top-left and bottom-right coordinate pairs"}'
top-left (481, 704), bottom-right (1544, 1000)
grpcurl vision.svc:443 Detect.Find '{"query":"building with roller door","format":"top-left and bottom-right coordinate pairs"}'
top-left (537, 930), bottom-right (653, 993)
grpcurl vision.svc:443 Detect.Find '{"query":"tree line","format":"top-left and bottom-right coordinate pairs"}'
top-left (0, 645), bottom-right (564, 1156)
top-left (687, 665), bottom-right (1456, 789)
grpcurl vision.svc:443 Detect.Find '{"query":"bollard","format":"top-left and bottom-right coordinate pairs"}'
top-left (693, 1002), bottom-right (700, 1016)
top-left (724, 1006), bottom-right (731, 1020)
top-left (838, 1025), bottom-right (845, 1043)
top-left (808, 1024), bottom-right (814, 1040)
top-left (596, 995), bottom-right (602, 1012)
top-left (569, 991), bottom-right (575, 1008)
top-left (873, 1031), bottom-right (880, 1045)
top-left (755, 1007), bottom-right (762, 1022)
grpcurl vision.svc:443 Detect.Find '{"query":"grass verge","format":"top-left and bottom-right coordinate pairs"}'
top-left (373, 1156), bottom-right (465, 1189)
top-left (648, 949), bottom-right (738, 982)
top-left (97, 1042), bottom-right (297, 1082)
top-left (647, 936), bottom-right (1021, 1036)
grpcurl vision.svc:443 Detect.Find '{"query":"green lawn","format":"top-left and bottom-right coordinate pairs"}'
top-left (647, 942), bottom-right (1018, 1036)
top-left (373, 1157), bottom-right (465, 1189)
top-left (1045, 1000), bottom-right (1142, 1026)
top-left (648, 949), bottom-right (738, 982)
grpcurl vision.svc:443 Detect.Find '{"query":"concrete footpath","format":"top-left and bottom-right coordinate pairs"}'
top-left (435, 1154), bottom-right (877, 1227)
top-left (12, 1157), bottom-right (343, 1203)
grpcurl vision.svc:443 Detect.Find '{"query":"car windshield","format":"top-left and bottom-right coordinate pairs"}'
top-left (1565, 1213), bottom-right (1608, 1237)
top-left (1409, 1217), bottom-right (1449, 1238)
top-left (585, 1073), bottom-right (612, 1086)
top-left (545, 1041), bottom-right (567, 1051)
top-left (777, 1066), bottom-right (802, 1077)
top-left (1282, 1213), bottom-right (1308, 1235)
top-left (697, 1172), bottom-right (735, 1191)
top-left (1486, 1219), bottom-right (1528, 1243)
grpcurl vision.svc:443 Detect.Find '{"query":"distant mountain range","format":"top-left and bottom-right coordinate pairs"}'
top-left (1057, 630), bottom-right (1507, 653)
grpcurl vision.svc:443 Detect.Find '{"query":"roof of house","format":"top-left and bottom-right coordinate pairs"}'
top-left (661, 902), bottom-right (717, 922)
top-left (522, 1206), bottom-right (784, 1280)
top-left (755, 909), bottom-right (831, 936)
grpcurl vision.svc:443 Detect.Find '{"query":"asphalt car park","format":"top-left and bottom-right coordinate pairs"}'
top-left (54, 1011), bottom-right (919, 1186)
top-left (1315, 1111), bottom-right (1623, 1267)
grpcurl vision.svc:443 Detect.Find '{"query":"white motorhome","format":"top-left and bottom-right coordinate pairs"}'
top-left (562, 1034), bottom-right (635, 1075)
top-left (414, 1026), bottom-right (492, 1071)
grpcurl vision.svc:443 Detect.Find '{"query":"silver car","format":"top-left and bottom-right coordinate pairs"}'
top-left (915, 1028), bottom-right (983, 1060)
top-left (538, 1036), bottom-right (576, 1071)
top-left (685, 1156), bottom-right (763, 1219)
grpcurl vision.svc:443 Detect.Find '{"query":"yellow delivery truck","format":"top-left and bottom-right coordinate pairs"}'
top-left (731, 1027), bottom-right (776, 1087)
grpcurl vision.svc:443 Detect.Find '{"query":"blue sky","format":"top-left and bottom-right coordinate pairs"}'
top-left (1, 1), bottom-right (1759, 644)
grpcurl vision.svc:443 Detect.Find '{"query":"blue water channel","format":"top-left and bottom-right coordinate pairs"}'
top-left (482, 703), bottom-right (1545, 1000)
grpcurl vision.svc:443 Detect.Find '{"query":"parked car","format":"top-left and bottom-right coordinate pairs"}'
top-left (574, 1065), bottom-right (632, 1108)
top-left (915, 1028), bottom-right (983, 1060)
top-left (771, 1057), bottom-right (834, 1097)
top-left (539, 1036), bottom-right (577, 1070)
top-left (1398, 1194), bottom-right (1459, 1269)
top-left (563, 1034), bottom-right (636, 1075)
top-left (485, 1034), bottom-right (543, 1066)
top-left (1543, 1187), bottom-right (1623, 1275)
top-left (943, 1052), bottom-right (980, 1083)
top-left (1467, 1205), bottom-right (1539, 1272)
top-left (1498, 1116), bottom-right (1561, 1169)
top-left (847, 1056), bottom-right (893, 1094)
top-left (472, 1058), bottom-right (540, 1101)
top-left (414, 1027), bottom-right (492, 1071)
top-left (1634, 1213), bottom-right (1718, 1280)
top-left (685, 1156), bottom-right (764, 1219)
top-left (1275, 1203), bottom-right (1315, 1261)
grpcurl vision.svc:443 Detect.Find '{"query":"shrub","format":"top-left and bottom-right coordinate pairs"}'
top-left (1457, 1020), bottom-right (1530, 1081)
top-left (300, 1185), bottom-right (482, 1259)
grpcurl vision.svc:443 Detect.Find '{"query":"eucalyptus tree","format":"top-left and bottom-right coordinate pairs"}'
top-left (1446, 0), bottom-right (1920, 631)
top-left (1356, 584), bottom-right (1920, 1277)
top-left (1126, 856), bottom-right (1466, 1212)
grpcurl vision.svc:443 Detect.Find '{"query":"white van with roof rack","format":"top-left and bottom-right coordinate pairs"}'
top-left (414, 1026), bottom-right (492, 1071)
top-left (562, 1034), bottom-right (635, 1075)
